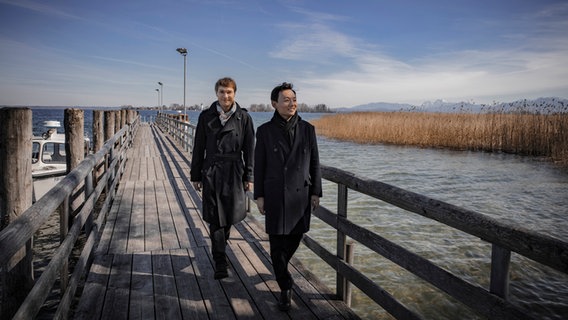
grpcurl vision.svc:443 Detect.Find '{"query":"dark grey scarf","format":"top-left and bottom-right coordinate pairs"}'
top-left (271, 111), bottom-right (299, 147)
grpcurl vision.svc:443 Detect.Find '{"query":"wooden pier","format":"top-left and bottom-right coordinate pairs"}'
top-left (2, 109), bottom-right (567, 320)
top-left (73, 123), bottom-right (358, 319)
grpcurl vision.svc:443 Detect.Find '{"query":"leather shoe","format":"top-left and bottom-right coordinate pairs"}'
top-left (277, 289), bottom-right (292, 311)
top-left (214, 266), bottom-right (228, 280)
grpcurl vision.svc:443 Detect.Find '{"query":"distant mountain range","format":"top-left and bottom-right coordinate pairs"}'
top-left (335, 97), bottom-right (568, 113)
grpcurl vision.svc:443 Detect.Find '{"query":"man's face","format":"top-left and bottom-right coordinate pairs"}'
top-left (272, 89), bottom-right (297, 120)
top-left (216, 86), bottom-right (235, 111)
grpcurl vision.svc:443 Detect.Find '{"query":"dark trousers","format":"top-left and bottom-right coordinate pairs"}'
top-left (210, 223), bottom-right (231, 268)
top-left (269, 233), bottom-right (303, 290)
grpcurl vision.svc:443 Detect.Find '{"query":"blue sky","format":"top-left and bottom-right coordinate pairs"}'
top-left (1, 0), bottom-right (567, 109)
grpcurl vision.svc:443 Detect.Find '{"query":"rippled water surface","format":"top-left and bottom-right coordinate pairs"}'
top-left (33, 109), bottom-right (568, 319)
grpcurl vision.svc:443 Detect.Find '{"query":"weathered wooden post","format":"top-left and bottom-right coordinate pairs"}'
top-left (336, 183), bottom-right (350, 302)
top-left (104, 111), bottom-right (115, 195)
top-left (104, 110), bottom-right (115, 143)
top-left (121, 109), bottom-right (127, 129)
top-left (0, 107), bottom-right (34, 320)
top-left (490, 244), bottom-right (511, 300)
top-left (114, 110), bottom-right (121, 134)
top-left (62, 108), bottom-right (84, 292)
top-left (93, 110), bottom-right (104, 185)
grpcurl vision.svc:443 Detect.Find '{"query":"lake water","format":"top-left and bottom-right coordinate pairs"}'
top-left (32, 108), bottom-right (568, 319)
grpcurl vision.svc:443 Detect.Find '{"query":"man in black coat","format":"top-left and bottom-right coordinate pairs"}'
top-left (190, 77), bottom-right (255, 280)
top-left (254, 82), bottom-right (322, 311)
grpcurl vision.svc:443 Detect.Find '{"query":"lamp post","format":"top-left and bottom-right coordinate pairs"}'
top-left (158, 81), bottom-right (163, 111)
top-left (155, 88), bottom-right (160, 110)
top-left (176, 48), bottom-right (188, 118)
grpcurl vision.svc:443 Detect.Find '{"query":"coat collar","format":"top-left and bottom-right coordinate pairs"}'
top-left (205, 101), bottom-right (244, 133)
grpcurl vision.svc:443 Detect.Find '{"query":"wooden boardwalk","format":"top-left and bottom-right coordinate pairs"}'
top-left (74, 123), bottom-right (359, 320)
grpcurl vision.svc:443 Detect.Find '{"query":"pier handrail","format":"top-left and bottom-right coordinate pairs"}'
top-left (157, 117), bottom-right (568, 320)
top-left (155, 112), bottom-right (195, 152)
top-left (306, 166), bottom-right (567, 319)
top-left (0, 116), bottom-right (139, 319)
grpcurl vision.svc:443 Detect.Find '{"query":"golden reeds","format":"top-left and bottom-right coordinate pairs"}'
top-left (311, 111), bottom-right (568, 165)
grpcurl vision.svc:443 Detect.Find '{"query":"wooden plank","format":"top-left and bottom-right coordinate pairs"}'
top-left (231, 241), bottom-right (289, 319)
top-left (129, 252), bottom-right (155, 320)
top-left (152, 250), bottom-right (183, 319)
top-left (147, 152), bottom-right (156, 181)
top-left (107, 180), bottom-right (135, 254)
top-left (97, 177), bottom-right (126, 254)
top-left (191, 246), bottom-right (236, 320)
top-left (156, 180), bottom-right (181, 249)
top-left (145, 180), bottom-right (162, 251)
top-left (73, 254), bottom-right (112, 320)
top-left (170, 248), bottom-right (209, 320)
top-left (100, 254), bottom-right (132, 320)
top-left (153, 156), bottom-right (166, 181)
top-left (216, 242), bottom-right (262, 319)
top-left (127, 181), bottom-right (146, 253)
top-left (163, 179), bottom-right (203, 248)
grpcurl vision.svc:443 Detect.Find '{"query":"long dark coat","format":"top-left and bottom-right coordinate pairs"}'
top-left (254, 115), bottom-right (322, 235)
top-left (190, 102), bottom-right (254, 227)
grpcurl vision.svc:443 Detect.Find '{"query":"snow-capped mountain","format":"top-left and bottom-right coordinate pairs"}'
top-left (334, 97), bottom-right (567, 114)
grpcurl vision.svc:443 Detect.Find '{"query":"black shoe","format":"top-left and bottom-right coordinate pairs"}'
top-left (277, 289), bottom-right (292, 311)
top-left (214, 265), bottom-right (228, 280)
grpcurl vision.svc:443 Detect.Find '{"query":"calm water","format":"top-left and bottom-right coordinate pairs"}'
top-left (32, 108), bottom-right (568, 319)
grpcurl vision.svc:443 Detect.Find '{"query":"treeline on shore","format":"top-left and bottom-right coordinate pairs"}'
top-left (129, 102), bottom-right (334, 113)
top-left (311, 110), bottom-right (568, 165)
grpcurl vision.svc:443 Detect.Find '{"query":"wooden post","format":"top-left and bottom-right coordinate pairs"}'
top-left (336, 183), bottom-right (348, 301)
top-left (93, 110), bottom-right (104, 153)
top-left (64, 108), bottom-right (85, 215)
top-left (104, 111), bottom-right (115, 195)
top-left (93, 110), bottom-right (104, 185)
top-left (490, 244), bottom-right (511, 300)
top-left (121, 109), bottom-right (127, 129)
top-left (65, 108), bottom-right (85, 173)
top-left (344, 241), bottom-right (355, 307)
top-left (0, 108), bottom-right (34, 320)
top-left (104, 110), bottom-right (115, 142)
top-left (62, 108), bottom-right (84, 293)
top-left (114, 110), bottom-right (121, 134)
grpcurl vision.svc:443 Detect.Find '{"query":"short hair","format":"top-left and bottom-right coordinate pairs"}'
top-left (215, 77), bottom-right (237, 93)
top-left (270, 82), bottom-right (296, 102)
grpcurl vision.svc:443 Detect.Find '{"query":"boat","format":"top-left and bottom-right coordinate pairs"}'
top-left (32, 121), bottom-right (90, 202)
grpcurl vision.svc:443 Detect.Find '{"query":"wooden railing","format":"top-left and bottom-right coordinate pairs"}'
top-left (306, 166), bottom-right (568, 320)
top-left (155, 112), bottom-right (195, 152)
top-left (155, 118), bottom-right (568, 320)
top-left (0, 116), bottom-right (139, 319)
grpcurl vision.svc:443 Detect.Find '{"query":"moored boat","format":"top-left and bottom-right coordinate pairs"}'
top-left (32, 121), bottom-right (90, 202)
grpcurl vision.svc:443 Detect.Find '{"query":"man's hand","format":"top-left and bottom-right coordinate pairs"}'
top-left (311, 195), bottom-right (320, 211)
top-left (192, 181), bottom-right (202, 192)
top-left (244, 181), bottom-right (253, 192)
top-left (256, 197), bottom-right (265, 215)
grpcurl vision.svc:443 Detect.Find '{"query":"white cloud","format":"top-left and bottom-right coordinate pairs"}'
top-left (268, 4), bottom-right (568, 108)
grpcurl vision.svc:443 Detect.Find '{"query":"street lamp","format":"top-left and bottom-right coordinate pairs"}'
top-left (158, 81), bottom-right (163, 111)
top-left (155, 88), bottom-right (160, 110)
top-left (176, 47), bottom-right (188, 118)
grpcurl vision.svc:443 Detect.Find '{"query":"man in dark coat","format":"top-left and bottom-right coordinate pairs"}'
top-left (190, 77), bottom-right (255, 280)
top-left (254, 82), bottom-right (322, 311)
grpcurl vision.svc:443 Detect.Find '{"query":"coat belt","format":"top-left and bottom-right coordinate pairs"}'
top-left (210, 153), bottom-right (241, 162)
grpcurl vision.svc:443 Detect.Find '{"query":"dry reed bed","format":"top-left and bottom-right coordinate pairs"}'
top-left (311, 111), bottom-right (568, 164)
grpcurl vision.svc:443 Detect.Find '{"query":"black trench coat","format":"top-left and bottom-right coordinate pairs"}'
top-left (254, 115), bottom-right (322, 235)
top-left (190, 102), bottom-right (254, 226)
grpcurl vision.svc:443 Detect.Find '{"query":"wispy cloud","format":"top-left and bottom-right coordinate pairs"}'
top-left (268, 3), bottom-right (568, 107)
top-left (0, 0), bottom-right (82, 20)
